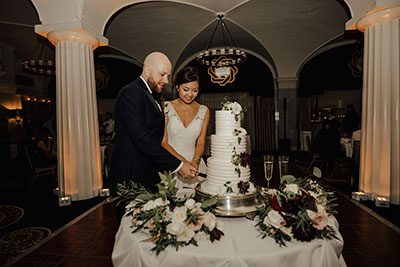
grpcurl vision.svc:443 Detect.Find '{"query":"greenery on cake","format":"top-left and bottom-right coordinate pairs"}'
top-left (223, 181), bottom-right (252, 195)
top-left (231, 148), bottom-right (251, 177)
top-left (221, 96), bottom-right (246, 121)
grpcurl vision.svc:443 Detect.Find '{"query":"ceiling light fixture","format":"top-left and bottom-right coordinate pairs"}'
top-left (197, 14), bottom-right (246, 86)
top-left (22, 38), bottom-right (55, 76)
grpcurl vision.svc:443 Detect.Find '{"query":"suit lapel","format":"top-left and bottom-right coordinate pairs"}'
top-left (138, 79), bottom-right (164, 119)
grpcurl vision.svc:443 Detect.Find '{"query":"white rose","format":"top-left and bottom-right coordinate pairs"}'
top-left (184, 199), bottom-right (196, 210)
top-left (172, 206), bottom-right (187, 223)
top-left (264, 210), bottom-right (285, 229)
top-left (307, 205), bottom-right (328, 230)
top-left (284, 184), bottom-right (299, 195)
top-left (177, 226), bottom-right (195, 243)
top-left (154, 197), bottom-right (169, 207)
top-left (125, 200), bottom-right (137, 210)
top-left (166, 221), bottom-right (186, 236)
top-left (143, 200), bottom-right (156, 211)
top-left (165, 207), bottom-right (173, 221)
top-left (194, 231), bottom-right (209, 244)
top-left (195, 202), bottom-right (202, 209)
top-left (309, 191), bottom-right (319, 199)
top-left (231, 102), bottom-right (242, 115)
top-left (203, 212), bottom-right (216, 230)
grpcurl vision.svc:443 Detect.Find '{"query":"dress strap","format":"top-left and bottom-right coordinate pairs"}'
top-left (164, 101), bottom-right (172, 115)
top-left (197, 105), bottom-right (208, 120)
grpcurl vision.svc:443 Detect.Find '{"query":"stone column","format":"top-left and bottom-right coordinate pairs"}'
top-left (357, 6), bottom-right (400, 204)
top-left (47, 31), bottom-right (103, 201)
top-left (276, 77), bottom-right (298, 152)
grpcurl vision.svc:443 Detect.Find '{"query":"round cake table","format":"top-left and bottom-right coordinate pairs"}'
top-left (112, 213), bottom-right (346, 267)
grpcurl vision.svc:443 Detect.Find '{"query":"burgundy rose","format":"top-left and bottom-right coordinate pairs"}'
top-left (271, 195), bottom-right (282, 212)
top-left (237, 181), bottom-right (250, 194)
top-left (239, 152), bottom-right (251, 167)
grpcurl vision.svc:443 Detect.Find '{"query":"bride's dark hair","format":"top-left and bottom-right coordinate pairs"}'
top-left (173, 66), bottom-right (200, 88)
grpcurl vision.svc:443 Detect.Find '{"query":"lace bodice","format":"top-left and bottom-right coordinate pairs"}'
top-left (164, 101), bottom-right (208, 174)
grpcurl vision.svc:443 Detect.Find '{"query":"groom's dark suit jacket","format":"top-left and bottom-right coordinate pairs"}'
top-left (108, 77), bottom-right (180, 193)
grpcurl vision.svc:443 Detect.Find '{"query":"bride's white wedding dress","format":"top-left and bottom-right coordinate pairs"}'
top-left (164, 101), bottom-right (208, 189)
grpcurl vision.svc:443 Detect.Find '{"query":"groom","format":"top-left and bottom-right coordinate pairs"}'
top-left (108, 52), bottom-right (197, 194)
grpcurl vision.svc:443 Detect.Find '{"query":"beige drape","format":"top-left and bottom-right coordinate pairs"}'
top-left (254, 96), bottom-right (275, 151)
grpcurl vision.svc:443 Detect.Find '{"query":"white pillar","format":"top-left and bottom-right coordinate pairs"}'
top-left (48, 31), bottom-right (103, 201)
top-left (357, 6), bottom-right (400, 204)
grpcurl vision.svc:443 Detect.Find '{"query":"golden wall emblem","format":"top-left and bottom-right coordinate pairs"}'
top-left (207, 56), bottom-right (238, 86)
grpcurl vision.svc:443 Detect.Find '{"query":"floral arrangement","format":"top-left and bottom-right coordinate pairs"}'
top-left (115, 172), bottom-right (224, 255)
top-left (231, 148), bottom-right (251, 177)
top-left (233, 127), bottom-right (247, 145)
top-left (221, 96), bottom-right (246, 121)
top-left (255, 168), bottom-right (338, 246)
top-left (223, 180), bottom-right (251, 195)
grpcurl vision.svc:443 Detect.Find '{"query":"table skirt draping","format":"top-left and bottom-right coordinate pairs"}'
top-left (112, 213), bottom-right (346, 267)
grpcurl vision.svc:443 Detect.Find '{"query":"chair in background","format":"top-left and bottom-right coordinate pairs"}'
top-left (104, 143), bottom-right (114, 178)
top-left (24, 146), bottom-right (57, 190)
top-left (306, 136), bottom-right (322, 171)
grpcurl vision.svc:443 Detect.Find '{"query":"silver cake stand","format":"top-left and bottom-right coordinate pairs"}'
top-left (194, 182), bottom-right (262, 217)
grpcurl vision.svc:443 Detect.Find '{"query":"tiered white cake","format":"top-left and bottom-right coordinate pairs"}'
top-left (201, 108), bottom-right (254, 196)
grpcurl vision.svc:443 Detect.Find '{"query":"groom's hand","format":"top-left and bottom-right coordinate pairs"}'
top-left (178, 162), bottom-right (198, 178)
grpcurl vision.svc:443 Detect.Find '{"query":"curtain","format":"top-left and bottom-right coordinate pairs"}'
top-left (254, 96), bottom-right (275, 151)
top-left (298, 97), bottom-right (312, 131)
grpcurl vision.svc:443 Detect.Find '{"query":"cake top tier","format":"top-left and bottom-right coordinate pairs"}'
top-left (221, 99), bottom-right (245, 122)
top-left (215, 110), bottom-right (241, 136)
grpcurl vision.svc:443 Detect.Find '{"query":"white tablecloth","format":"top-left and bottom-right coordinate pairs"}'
top-left (112, 214), bottom-right (346, 267)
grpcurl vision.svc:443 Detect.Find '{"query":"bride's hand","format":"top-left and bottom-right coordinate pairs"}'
top-left (190, 158), bottom-right (199, 170)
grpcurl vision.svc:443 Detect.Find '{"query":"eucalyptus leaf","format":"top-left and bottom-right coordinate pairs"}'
top-left (313, 167), bottom-right (322, 178)
top-left (201, 198), bottom-right (219, 209)
top-left (136, 193), bottom-right (153, 201)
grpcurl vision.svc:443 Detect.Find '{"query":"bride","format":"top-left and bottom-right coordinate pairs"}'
top-left (161, 66), bottom-right (210, 189)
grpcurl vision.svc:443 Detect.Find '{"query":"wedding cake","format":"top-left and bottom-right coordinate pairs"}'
top-left (201, 100), bottom-right (255, 196)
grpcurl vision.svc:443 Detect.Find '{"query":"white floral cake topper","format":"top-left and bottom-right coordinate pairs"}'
top-left (221, 96), bottom-right (246, 121)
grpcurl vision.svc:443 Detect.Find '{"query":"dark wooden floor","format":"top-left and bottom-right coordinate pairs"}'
top-left (7, 189), bottom-right (400, 267)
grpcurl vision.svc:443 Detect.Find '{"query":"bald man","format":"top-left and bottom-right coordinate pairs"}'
top-left (109, 52), bottom-right (197, 197)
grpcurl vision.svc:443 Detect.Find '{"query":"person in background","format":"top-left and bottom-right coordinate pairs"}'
top-left (32, 127), bottom-right (57, 167)
top-left (0, 117), bottom-right (11, 180)
top-left (42, 114), bottom-right (56, 138)
top-left (343, 104), bottom-right (360, 137)
top-left (103, 112), bottom-right (115, 137)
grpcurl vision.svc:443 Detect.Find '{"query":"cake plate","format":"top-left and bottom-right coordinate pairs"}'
top-left (194, 182), bottom-right (262, 217)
